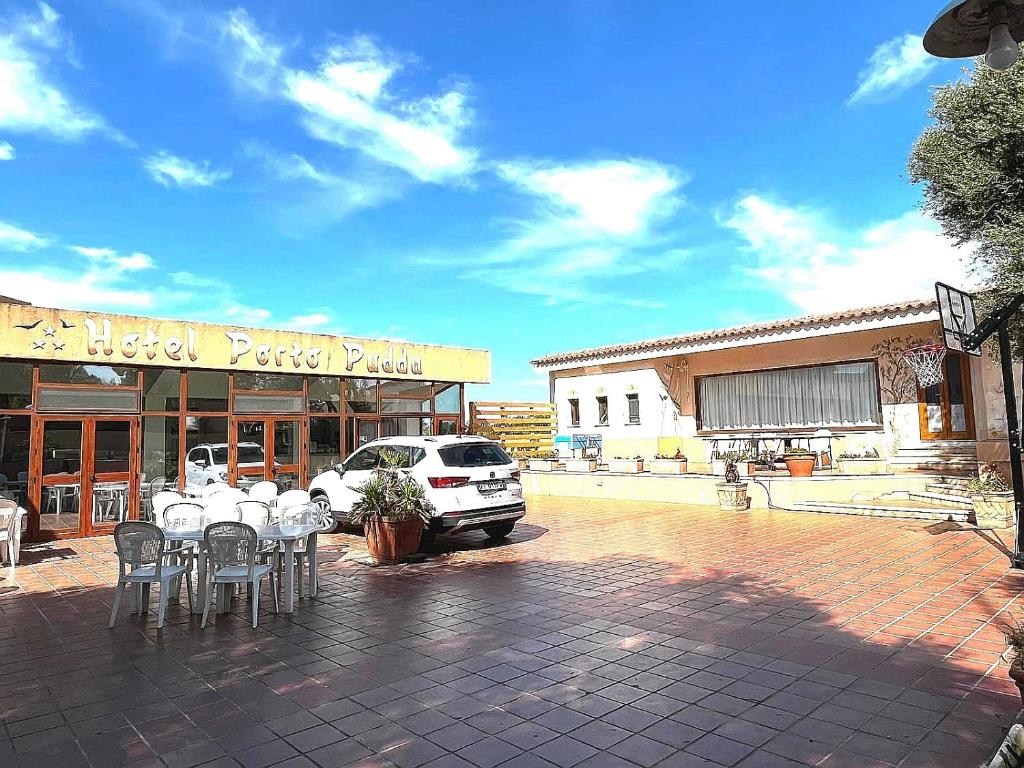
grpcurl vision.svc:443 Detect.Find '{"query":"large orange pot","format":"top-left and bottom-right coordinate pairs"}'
top-left (783, 455), bottom-right (816, 478)
top-left (365, 517), bottom-right (424, 565)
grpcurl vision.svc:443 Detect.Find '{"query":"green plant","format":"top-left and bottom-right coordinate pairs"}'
top-left (654, 451), bottom-right (686, 460)
top-left (351, 451), bottom-right (434, 524)
top-left (1006, 618), bottom-right (1024, 665)
top-left (785, 447), bottom-right (812, 456)
top-left (967, 464), bottom-right (1010, 494)
top-left (837, 448), bottom-right (881, 460)
top-left (532, 451), bottom-right (560, 460)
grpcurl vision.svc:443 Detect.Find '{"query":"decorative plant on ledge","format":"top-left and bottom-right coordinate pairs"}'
top-left (1005, 618), bottom-right (1024, 705)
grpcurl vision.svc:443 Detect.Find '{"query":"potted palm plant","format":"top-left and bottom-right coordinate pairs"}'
top-left (783, 448), bottom-right (816, 478)
top-left (352, 450), bottom-right (434, 566)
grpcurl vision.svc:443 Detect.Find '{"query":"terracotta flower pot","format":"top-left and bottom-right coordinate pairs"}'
top-left (365, 517), bottom-right (424, 565)
top-left (1010, 658), bottom-right (1024, 706)
top-left (783, 455), bottom-right (816, 478)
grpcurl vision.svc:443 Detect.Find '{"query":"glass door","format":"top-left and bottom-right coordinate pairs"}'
top-left (919, 353), bottom-right (976, 440)
top-left (88, 419), bottom-right (135, 535)
top-left (346, 417), bottom-right (379, 456)
top-left (232, 418), bottom-right (303, 490)
top-left (38, 419), bottom-right (84, 537)
top-left (36, 416), bottom-right (137, 538)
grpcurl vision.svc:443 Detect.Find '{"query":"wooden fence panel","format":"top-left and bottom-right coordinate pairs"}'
top-left (468, 401), bottom-right (557, 457)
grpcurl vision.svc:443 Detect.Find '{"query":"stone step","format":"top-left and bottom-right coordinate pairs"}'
top-left (904, 491), bottom-right (973, 510)
top-left (790, 500), bottom-right (972, 523)
top-left (926, 482), bottom-right (973, 497)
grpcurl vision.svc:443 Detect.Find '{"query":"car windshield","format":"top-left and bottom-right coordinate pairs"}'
top-left (210, 446), bottom-right (264, 464)
top-left (438, 443), bottom-right (511, 467)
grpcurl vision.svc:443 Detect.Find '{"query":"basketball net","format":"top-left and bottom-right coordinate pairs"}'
top-left (903, 344), bottom-right (947, 388)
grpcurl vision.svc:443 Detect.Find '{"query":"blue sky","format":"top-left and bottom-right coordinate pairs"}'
top-left (0, 1), bottom-right (977, 400)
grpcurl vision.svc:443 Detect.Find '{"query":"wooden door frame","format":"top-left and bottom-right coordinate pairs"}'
top-left (30, 414), bottom-right (139, 541)
top-left (229, 416), bottom-right (306, 486)
top-left (918, 353), bottom-right (976, 441)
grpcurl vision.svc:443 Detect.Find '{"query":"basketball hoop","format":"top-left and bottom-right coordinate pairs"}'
top-left (903, 344), bottom-right (947, 388)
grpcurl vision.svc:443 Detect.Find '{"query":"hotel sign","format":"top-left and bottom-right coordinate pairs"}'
top-left (0, 305), bottom-right (491, 383)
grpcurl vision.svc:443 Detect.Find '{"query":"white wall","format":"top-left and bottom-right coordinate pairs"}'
top-left (553, 368), bottom-right (682, 453)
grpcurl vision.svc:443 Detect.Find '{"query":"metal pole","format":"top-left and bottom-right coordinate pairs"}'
top-left (997, 326), bottom-right (1024, 567)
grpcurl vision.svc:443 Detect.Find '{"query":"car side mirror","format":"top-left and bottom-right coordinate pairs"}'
top-left (334, 463), bottom-right (346, 477)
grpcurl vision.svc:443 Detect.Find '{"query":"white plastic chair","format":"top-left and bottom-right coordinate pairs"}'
top-left (152, 490), bottom-right (184, 527)
top-left (279, 503), bottom-right (318, 599)
top-left (248, 481), bottom-right (279, 504)
top-left (202, 522), bottom-right (278, 628)
top-left (0, 502), bottom-right (27, 567)
top-left (201, 482), bottom-right (231, 499)
top-left (277, 489), bottom-right (311, 510)
top-left (109, 522), bottom-right (192, 629)
top-left (203, 493), bottom-right (243, 525)
top-left (237, 500), bottom-right (271, 527)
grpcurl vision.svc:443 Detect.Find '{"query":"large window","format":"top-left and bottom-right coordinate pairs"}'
top-left (0, 362), bottom-right (32, 409)
top-left (626, 394), bottom-right (640, 425)
top-left (186, 371), bottom-right (228, 412)
top-left (39, 364), bottom-right (137, 386)
top-left (143, 369), bottom-right (180, 411)
top-left (596, 396), bottom-right (609, 426)
top-left (0, 415), bottom-right (30, 506)
top-left (698, 361), bottom-right (881, 431)
top-left (346, 379), bottom-right (378, 413)
top-left (309, 417), bottom-right (341, 476)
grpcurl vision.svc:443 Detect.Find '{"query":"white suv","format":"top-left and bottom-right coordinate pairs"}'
top-left (308, 435), bottom-right (525, 537)
top-left (184, 442), bottom-right (266, 487)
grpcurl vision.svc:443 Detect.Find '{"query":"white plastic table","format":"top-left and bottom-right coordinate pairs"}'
top-left (163, 523), bottom-right (318, 615)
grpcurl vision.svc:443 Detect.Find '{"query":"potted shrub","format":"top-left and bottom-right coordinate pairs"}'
top-left (565, 455), bottom-right (599, 472)
top-left (1006, 618), bottom-right (1024, 706)
top-left (651, 449), bottom-right (688, 474)
top-left (716, 461), bottom-right (750, 511)
top-left (783, 448), bottom-right (816, 478)
top-left (713, 452), bottom-right (755, 476)
top-left (836, 448), bottom-right (888, 475)
top-left (352, 451), bottom-right (434, 566)
top-left (609, 455), bottom-right (644, 473)
top-left (969, 466), bottom-right (1014, 528)
top-left (528, 452), bottom-right (562, 472)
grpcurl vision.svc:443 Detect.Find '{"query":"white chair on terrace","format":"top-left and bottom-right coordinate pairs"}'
top-left (248, 481), bottom-right (279, 504)
top-left (109, 522), bottom-right (192, 629)
top-left (279, 503), bottom-right (318, 599)
top-left (0, 501), bottom-right (27, 567)
top-left (237, 500), bottom-right (271, 527)
top-left (201, 482), bottom-right (231, 499)
top-left (278, 489), bottom-right (311, 509)
top-left (201, 522), bottom-right (278, 628)
top-left (152, 490), bottom-right (184, 527)
top-left (203, 493), bottom-right (243, 525)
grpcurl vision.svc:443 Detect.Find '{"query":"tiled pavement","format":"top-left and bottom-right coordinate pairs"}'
top-left (2, 496), bottom-right (1024, 768)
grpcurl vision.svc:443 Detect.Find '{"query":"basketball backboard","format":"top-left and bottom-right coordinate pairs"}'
top-left (936, 282), bottom-right (980, 356)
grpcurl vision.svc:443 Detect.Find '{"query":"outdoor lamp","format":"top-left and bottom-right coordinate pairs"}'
top-left (924, 0), bottom-right (1024, 70)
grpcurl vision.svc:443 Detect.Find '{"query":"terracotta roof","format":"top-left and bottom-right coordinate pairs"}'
top-left (531, 298), bottom-right (938, 367)
top-left (0, 295), bottom-right (29, 305)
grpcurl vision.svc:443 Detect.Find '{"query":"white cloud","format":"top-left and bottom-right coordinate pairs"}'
top-left (284, 312), bottom-right (331, 329)
top-left (849, 34), bottom-right (938, 105)
top-left (416, 158), bottom-right (687, 307)
top-left (0, 219), bottom-right (49, 250)
top-left (0, 141), bottom-right (13, 160)
top-left (219, 11), bottom-right (476, 183)
top-left (0, 3), bottom-right (114, 140)
top-left (722, 194), bottom-right (975, 313)
top-left (70, 245), bottom-right (154, 272)
top-left (142, 151), bottom-right (232, 188)
top-left (0, 269), bottom-right (153, 308)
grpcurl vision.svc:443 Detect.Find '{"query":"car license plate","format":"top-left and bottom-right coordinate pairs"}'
top-left (477, 480), bottom-right (506, 494)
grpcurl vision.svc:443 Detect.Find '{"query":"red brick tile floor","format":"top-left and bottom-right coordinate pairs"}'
top-left (1, 496), bottom-right (1023, 768)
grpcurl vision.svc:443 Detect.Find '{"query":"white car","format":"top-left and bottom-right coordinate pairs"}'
top-left (308, 435), bottom-right (526, 537)
top-left (184, 442), bottom-right (266, 487)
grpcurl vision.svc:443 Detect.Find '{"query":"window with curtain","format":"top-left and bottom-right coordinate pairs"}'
top-left (698, 361), bottom-right (881, 431)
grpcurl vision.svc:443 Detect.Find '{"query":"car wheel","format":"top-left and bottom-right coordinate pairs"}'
top-left (484, 522), bottom-right (515, 540)
top-left (310, 494), bottom-right (339, 533)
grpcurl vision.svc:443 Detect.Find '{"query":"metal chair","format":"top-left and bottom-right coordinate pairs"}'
top-left (201, 521), bottom-right (278, 628)
top-left (248, 481), bottom-right (279, 504)
top-left (279, 503), bottom-right (318, 599)
top-left (109, 522), bottom-right (192, 629)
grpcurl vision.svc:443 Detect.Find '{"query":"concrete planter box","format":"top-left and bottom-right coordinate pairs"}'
top-left (716, 482), bottom-right (750, 511)
top-left (972, 492), bottom-right (1015, 528)
top-left (712, 460), bottom-right (756, 477)
top-left (565, 458), bottom-right (598, 473)
top-left (528, 459), bottom-right (562, 472)
top-left (650, 459), bottom-right (688, 475)
top-left (608, 459), bottom-right (644, 474)
top-left (837, 458), bottom-right (888, 475)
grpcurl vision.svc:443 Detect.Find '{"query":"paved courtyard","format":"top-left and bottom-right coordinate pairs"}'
top-left (1, 497), bottom-right (1023, 768)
